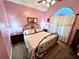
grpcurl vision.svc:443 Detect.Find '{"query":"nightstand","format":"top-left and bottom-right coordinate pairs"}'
top-left (43, 29), bottom-right (48, 32)
top-left (10, 32), bottom-right (24, 44)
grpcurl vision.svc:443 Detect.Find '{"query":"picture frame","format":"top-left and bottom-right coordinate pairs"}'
top-left (27, 17), bottom-right (38, 23)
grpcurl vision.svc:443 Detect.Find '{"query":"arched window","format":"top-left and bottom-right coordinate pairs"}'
top-left (54, 7), bottom-right (74, 16)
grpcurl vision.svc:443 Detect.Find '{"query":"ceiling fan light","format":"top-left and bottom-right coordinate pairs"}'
top-left (46, 3), bottom-right (50, 7)
top-left (42, 1), bottom-right (46, 5)
top-left (47, 0), bottom-right (51, 3)
top-left (51, 0), bottom-right (56, 5)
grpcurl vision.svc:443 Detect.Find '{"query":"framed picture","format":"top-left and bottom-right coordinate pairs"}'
top-left (27, 17), bottom-right (38, 23)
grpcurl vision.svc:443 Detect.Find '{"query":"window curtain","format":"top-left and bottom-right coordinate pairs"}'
top-left (49, 15), bottom-right (75, 43)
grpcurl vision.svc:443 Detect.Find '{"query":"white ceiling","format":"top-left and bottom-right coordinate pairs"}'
top-left (7, 0), bottom-right (49, 11)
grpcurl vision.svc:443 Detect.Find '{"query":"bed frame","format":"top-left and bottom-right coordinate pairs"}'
top-left (35, 33), bottom-right (59, 59)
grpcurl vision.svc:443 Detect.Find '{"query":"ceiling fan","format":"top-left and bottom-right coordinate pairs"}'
top-left (38, 0), bottom-right (62, 3)
top-left (37, 0), bottom-right (62, 6)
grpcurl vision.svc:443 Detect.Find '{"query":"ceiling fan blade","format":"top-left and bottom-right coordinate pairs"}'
top-left (37, 0), bottom-right (43, 3)
top-left (57, 0), bottom-right (62, 1)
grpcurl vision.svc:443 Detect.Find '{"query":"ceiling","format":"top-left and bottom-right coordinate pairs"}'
top-left (7, 0), bottom-right (49, 11)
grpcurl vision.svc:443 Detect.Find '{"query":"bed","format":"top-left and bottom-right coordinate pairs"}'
top-left (23, 24), bottom-right (59, 59)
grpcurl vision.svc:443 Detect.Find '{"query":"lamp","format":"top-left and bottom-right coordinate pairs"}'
top-left (41, 0), bottom-right (56, 6)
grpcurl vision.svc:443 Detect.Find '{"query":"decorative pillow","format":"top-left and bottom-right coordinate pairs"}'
top-left (23, 29), bottom-right (35, 36)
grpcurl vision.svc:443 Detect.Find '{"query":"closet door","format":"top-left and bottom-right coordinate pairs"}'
top-left (50, 15), bottom-right (75, 43)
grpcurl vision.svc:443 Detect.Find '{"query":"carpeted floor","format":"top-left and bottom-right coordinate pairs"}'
top-left (12, 42), bottom-right (29, 59)
top-left (42, 41), bottom-right (76, 59)
top-left (12, 41), bottom-right (76, 59)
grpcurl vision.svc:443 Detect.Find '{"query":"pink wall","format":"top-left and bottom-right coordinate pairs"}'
top-left (5, 1), bottom-right (46, 34)
top-left (5, 1), bottom-right (45, 26)
top-left (0, 0), bottom-right (10, 59)
top-left (0, 32), bottom-right (9, 59)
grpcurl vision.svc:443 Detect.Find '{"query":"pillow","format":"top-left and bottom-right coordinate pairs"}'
top-left (35, 29), bottom-right (42, 32)
top-left (23, 29), bottom-right (35, 36)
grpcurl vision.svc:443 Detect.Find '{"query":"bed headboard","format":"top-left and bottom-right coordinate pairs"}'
top-left (23, 23), bottom-right (40, 31)
top-left (23, 17), bottom-right (40, 31)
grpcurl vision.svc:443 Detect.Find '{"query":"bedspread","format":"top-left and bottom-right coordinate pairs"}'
top-left (24, 31), bottom-right (58, 59)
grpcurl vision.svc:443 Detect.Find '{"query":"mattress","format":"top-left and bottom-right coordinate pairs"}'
top-left (23, 31), bottom-right (58, 59)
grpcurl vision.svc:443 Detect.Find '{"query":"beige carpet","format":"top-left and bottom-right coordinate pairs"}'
top-left (12, 41), bottom-right (76, 59)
